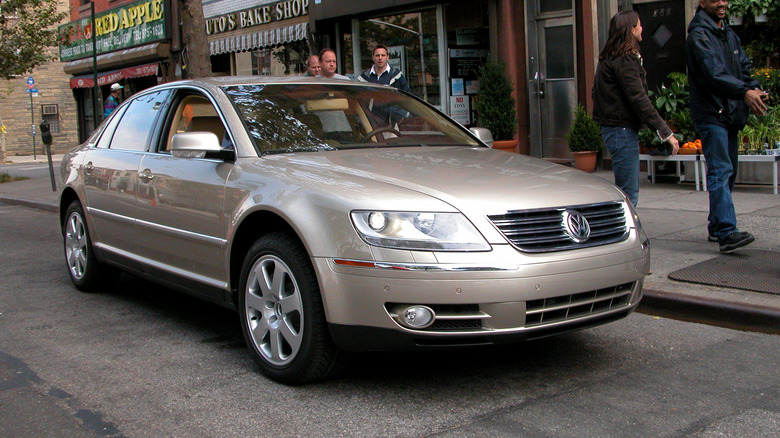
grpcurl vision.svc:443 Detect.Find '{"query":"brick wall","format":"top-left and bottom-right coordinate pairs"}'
top-left (0, 47), bottom-right (80, 158)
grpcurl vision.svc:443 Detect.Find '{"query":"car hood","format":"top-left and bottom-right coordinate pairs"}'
top-left (262, 146), bottom-right (624, 214)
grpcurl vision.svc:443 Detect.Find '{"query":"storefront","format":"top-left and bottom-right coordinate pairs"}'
top-left (308, 0), bottom-right (492, 124)
top-left (204, 0), bottom-right (311, 76)
top-left (59, 0), bottom-right (177, 142)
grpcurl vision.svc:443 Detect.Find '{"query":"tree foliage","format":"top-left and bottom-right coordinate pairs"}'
top-left (0, 0), bottom-right (66, 80)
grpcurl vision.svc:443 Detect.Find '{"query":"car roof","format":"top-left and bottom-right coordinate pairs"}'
top-left (162, 76), bottom-right (375, 88)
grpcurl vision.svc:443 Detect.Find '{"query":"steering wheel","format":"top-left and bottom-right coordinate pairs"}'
top-left (359, 126), bottom-right (402, 143)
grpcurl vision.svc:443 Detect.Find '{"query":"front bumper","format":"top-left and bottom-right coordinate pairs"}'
top-left (314, 240), bottom-right (650, 351)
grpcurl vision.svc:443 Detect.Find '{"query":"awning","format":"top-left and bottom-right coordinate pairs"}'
top-left (209, 21), bottom-right (308, 55)
top-left (63, 42), bottom-right (169, 76)
top-left (70, 62), bottom-right (159, 88)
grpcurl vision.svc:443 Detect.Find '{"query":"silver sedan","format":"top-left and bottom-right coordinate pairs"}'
top-left (59, 77), bottom-right (650, 384)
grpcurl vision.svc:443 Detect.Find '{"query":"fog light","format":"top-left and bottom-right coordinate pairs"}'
top-left (402, 306), bottom-right (435, 329)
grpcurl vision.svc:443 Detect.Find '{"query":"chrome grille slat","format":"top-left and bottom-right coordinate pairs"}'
top-left (525, 283), bottom-right (635, 327)
top-left (526, 290), bottom-right (632, 315)
top-left (488, 201), bottom-right (629, 253)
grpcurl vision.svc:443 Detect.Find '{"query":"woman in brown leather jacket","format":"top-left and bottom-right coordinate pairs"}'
top-left (592, 10), bottom-right (679, 206)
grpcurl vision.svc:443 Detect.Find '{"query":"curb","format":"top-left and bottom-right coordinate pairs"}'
top-left (638, 288), bottom-right (780, 335)
top-left (0, 196), bottom-right (58, 213)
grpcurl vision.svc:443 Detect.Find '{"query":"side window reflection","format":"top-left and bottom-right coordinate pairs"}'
top-left (110, 91), bottom-right (170, 151)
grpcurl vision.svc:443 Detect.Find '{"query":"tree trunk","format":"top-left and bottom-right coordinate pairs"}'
top-left (180, 0), bottom-right (212, 78)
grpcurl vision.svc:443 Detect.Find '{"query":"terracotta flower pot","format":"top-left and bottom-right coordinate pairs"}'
top-left (571, 151), bottom-right (598, 172)
top-left (492, 139), bottom-right (518, 153)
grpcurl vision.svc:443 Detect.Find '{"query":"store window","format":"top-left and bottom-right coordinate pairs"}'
top-left (356, 9), bottom-right (441, 107)
top-left (252, 49), bottom-right (272, 75)
top-left (41, 105), bottom-right (60, 134)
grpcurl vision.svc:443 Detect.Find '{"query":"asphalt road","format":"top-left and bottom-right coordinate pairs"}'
top-left (1, 204), bottom-right (779, 437)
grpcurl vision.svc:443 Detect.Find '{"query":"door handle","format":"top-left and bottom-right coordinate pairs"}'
top-left (539, 80), bottom-right (545, 99)
top-left (138, 169), bottom-right (154, 182)
top-left (84, 162), bottom-right (94, 174)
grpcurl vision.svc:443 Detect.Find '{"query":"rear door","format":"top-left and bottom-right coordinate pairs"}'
top-left (82, 90), bottom-right (172, 257)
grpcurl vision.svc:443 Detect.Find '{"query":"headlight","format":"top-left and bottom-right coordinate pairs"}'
top-left (351, 211), bottom-right (490, 251)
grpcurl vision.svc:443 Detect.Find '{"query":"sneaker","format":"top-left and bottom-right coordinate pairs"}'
top-left (719, 232), bottom-right (755, 253)
top-left (708, 233), bottom-right (718, 242)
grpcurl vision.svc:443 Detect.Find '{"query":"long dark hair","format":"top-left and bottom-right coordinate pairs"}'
top-left (599, 11), bottom-right (641, 61)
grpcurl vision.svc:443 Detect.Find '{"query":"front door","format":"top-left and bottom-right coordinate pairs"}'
top-left (527, 3), bottom-right (577, 159)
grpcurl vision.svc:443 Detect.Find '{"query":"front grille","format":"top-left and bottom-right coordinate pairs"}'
top-left (488, 201), bottom-right (629, 253)
top-left (525, 282), bottom-right (634, 327)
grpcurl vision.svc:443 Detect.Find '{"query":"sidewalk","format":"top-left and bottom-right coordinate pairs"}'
top-left (2, 153), bottom-right (779, 332)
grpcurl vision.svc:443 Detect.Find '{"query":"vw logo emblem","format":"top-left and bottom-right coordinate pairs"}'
top-left (562, 210), bottom-right (590, 243)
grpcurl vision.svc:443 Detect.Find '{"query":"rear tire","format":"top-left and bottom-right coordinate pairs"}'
top-left (62, 200), bottom-right (117, 292)
top-left (238, 232), bottom-right (343, 385)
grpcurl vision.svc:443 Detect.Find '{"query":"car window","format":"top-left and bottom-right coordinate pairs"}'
top-left (223, 84), bottom-right (480, 154)
top-left (95, 105), bottom-right (128, 149)
top-left (109, 90), bottom-right (170, 151)
top-left (162, 93), bottom-right (232, 153)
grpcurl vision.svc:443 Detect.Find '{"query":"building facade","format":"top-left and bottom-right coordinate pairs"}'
top-left (203, 0), bottom-right (312, 77)
top-left (60, 0), bottom-right (180, 142)
top-left (308, 0), bottom-right (697, 159)
top-left (0, 1), bottom-right (79, 159)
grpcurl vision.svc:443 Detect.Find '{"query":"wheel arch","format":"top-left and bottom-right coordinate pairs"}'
top-left (59, 187), bottom-right (81, 228)
top-left (229, 210), bottom-right (305, 306)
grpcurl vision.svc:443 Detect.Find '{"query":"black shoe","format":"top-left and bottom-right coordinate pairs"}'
top-left (708, 233), bottom-right (718, 242)
top-left (719, 232), bottom-right (755, 253)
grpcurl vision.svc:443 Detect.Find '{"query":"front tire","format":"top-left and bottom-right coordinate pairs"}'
top-left (63, 200), bottom-right (117, 291)
top-left (238, 232), bottom-right (342, 385)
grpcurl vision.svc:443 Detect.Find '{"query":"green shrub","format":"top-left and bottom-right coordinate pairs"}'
top-left (567, 104), bottom-right (603, 152)
top-left (475, 59), bottom-right (516, 141)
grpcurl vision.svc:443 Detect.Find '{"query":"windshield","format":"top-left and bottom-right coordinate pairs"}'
top-left (223, 83), bottom-right (481, 154)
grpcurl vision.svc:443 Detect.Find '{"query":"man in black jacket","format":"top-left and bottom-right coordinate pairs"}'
top-left (686, 0), bottom-right (768, 252)
top-left (357, 45), bottom-right (410, 93)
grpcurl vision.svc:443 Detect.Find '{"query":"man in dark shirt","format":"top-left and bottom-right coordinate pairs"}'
top-left (686, 0), bottom-right (768, 252)
top-left (357, 45), bottom-right (410, 92)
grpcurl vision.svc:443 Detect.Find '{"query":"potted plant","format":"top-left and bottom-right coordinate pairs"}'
top-left (751, 0), bottom-right (772, 23)
top-left (567, 104), bottom-right (604, 172)
top-left (727, 0), bottom-right (749, 25)
top-left (475, 58), bottom-right (518, 152)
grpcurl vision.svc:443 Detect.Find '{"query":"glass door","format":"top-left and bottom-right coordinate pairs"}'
top-left (353, 9), bottom-right (443, 108)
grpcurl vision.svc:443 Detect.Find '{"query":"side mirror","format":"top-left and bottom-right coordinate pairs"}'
top-left (469, 127), bottom-right (494, 148)
top-left (171, 132), bottom-right (231, 160)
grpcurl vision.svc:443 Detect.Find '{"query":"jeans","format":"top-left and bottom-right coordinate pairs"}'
top-left (601, 126), bottom-right (639, 206)
top-left (696, 122), bottom-right (739, 239)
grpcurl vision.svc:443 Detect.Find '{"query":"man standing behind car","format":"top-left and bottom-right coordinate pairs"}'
top-left (318, 48), bottom-right (350, 80)
top-left (686, 0), bottom-right (768, 253)
top-left (357, 44), bottom-right (410, 93)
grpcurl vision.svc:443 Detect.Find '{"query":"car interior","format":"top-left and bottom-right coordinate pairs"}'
top-left (164, 95), bottom-right (233, 154)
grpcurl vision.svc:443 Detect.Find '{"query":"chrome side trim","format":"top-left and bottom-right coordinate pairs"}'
top-left (86, 207), bottom-right (226, 247)
top-left (135, 218), bottom-right (227, 247)
top-left (95, 243), bottom-right (229, 290)
top-left (86, 207), bottom-right (135, 225)
top-left (333, 258), bottom-right (518, 271)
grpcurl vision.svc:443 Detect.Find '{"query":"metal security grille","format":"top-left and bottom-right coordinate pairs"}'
top-left (41, 105), bottom-right (60, 134)
top-left (525, 282), bottom-right (634, 327)
top-left (488, 201), bottom-right (629, 253)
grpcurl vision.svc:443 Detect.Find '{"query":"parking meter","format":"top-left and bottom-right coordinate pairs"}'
top-left (39, 120), bottom-right (57, 191)
top-left (39, 120), bottom-right (53, 146)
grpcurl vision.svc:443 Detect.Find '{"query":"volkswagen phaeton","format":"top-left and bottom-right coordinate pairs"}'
top-left (59, 77), bottom-right (650, 384)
